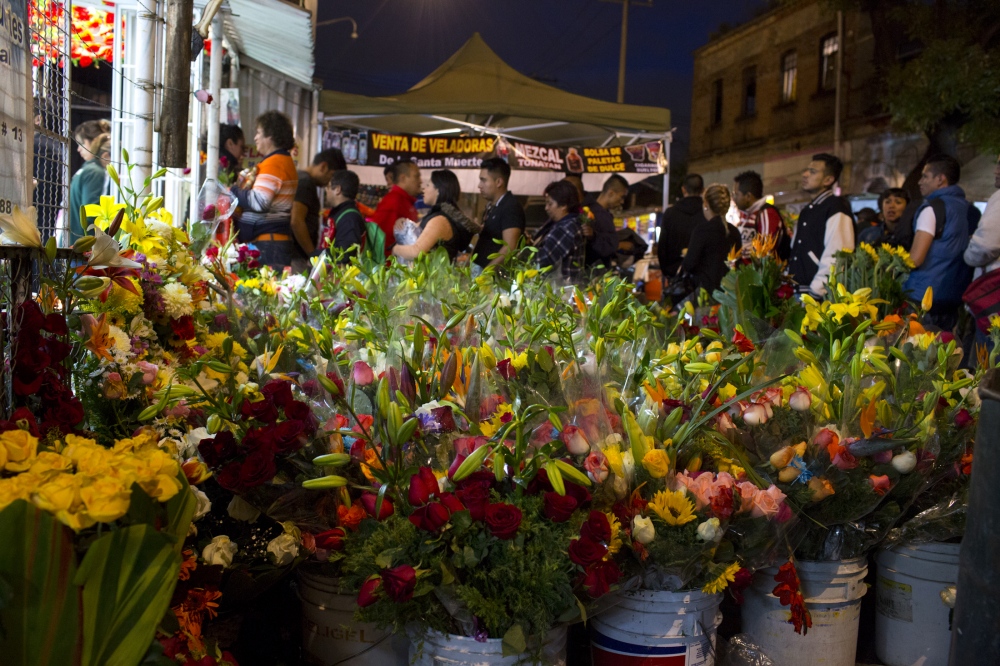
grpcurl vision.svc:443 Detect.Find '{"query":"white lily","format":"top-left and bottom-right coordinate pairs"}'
top-left (0, 206), bottom-right (42, 248)
top-left (88, 226), bottom-right (142, 269)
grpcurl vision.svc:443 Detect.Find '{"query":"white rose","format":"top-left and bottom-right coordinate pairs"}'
top-left (696, 517), bottom-right (723, 542)
top-left (227, 496), bottom-right (260, 522)
top-left (202, 535), bottom-right (237, 567)
top-left (192, 486), bottom-right (212, 520)
top-left (891, 451), bottom-right (917, 474)
top-left (632, 515), bottom-right (656, 544)
top-left (267, 533), bottom-right (300, 566)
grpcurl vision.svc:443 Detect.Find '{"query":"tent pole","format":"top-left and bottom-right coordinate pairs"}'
top-left (661, 131), bottom-right (672, 212)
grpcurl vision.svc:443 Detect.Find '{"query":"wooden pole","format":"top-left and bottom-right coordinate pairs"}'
top-left (159, 0), bottom-right (194, 167)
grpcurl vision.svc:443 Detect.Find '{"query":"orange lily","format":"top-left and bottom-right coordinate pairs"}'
top-left (80, 313), bottom-right (113, 361)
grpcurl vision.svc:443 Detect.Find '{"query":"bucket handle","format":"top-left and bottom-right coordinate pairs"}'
top-left (327, 633), bottom-right (392, 666)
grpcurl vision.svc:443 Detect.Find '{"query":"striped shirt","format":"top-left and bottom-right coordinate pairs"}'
top-left (234, 150), bottom-right (298, 238)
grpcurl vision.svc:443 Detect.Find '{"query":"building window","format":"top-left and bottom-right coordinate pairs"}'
top-left (712, 78), bottom-right (723, 126)
top-left (781, 50), bottom-right (797, 103)
top-left (742, 66), bottom-right (757, 117)
top-left (820, 33), bottom-right (839, 90)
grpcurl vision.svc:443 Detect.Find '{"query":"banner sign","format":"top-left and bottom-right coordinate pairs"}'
top-left (0, 0), bottom-right (29, 214)
top-left (321, 126), bottom-right (664, 175)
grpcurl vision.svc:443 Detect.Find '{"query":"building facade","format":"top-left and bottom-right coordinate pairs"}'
top-left (687, 1), bottom-right (994, 205)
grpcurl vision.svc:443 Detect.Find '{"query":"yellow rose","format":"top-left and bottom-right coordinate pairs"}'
top-left (55, 509), bottom-right (96, 531)
top-left (80, 477), bottom-right (132, 522)
top-left (33, 473), bottom-right (83, 513)
top-left (1, 429), bottom-right (38, 472)
top-left (642, 449), bottom-right (672, 479)
top-left (29, 451), bottom-right (73, 477)
top-left (0, 476), bottom-right (33, 511)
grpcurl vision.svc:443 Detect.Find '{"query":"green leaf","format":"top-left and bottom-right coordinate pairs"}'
top-left (163, 475), bottom-right (196, 553)
top-left (0, 501), bottom-right (81, 666)
top-left (75, 525), bottom-right (181, 666)
top-left (375, 548), bottom-right (400, 569)
top-left (502, 624), bottom-right (527, 657)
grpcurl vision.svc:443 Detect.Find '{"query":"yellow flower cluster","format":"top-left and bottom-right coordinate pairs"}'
top-left (0, 430), bottom-right (182, 531)
top-left (649, 489), bottom-right (697, 526)
top-left (702, 561), bottom-right (742, 595)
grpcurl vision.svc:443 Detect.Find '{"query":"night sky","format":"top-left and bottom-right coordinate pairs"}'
top-left (313, 0), bottom-right (769, 162)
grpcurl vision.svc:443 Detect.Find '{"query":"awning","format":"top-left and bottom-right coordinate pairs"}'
top-left (223, 0), bottom-right (314, 88)
top-left (319, 33), bottom-right (670, 146)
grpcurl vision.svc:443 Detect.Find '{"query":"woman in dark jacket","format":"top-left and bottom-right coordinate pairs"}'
top-left (681, 183), bottom-right (742, 295)
top-left (393, 169), bottom-right (481, 261)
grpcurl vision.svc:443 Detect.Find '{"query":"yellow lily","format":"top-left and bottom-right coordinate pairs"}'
top-left (0, 206), bottom-right (42, 248)
top-left (84, 195), bottom-right (126, 231)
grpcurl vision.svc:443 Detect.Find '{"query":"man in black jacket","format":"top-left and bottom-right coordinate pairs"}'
top-left (327, 169), bottom-right (366, 262)
top-left (657, 174), bottom-right (705, 277)
top-left (474, 157), bottom-right (526, 268)
top-left (583, 174), bottom-right (628, 269)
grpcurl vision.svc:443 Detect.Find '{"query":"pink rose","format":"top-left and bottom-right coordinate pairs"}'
top-left (584, 451), bottom-right (609, 483)
top-left (713, 472), bottom-right (735, 490)
top-left (741, 403), bottom-right (770, 426)
top-left (736, 482), bottom-right (760, 513)
top-left (137, 361), bottom-right (158, 385)
top-left (832, 448), bottom-right (858, 470)
top-left (675, 472), bottom-right (714, 509)
top-left (560, 425), bottom-right (591, 455)
top-left (751, 484), bottom-right (786, 519)
top-left (352, 361), bottom-right (375, 386)
top-left (715, 411), bottom-right (735, 433)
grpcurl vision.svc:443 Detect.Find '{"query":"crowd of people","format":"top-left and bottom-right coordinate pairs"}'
top-left (57, 107), bottom-right (1000, 343)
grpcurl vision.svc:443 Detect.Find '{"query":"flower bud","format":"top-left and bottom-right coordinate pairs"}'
top-left (891, 450), bottom-right (917, 474)
top-left (632, 515), bottom-right (656, 544)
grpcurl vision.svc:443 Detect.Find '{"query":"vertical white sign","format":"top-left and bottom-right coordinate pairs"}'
top-left (0, 0), bottom-right (28, 215)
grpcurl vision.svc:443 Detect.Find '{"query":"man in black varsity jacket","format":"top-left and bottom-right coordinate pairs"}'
top-left (788, 153), bottom-right (855, 297)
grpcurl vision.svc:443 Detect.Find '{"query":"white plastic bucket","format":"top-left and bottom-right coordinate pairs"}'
top-left (590, 589), bottom-right (723, 666)
top-left (875, 542), bottom-right (960, 666)
top-left (742, 559), bottom-right (868, 666)
top-left (408, 626), bottom-right (567, 665)
top-left (297, 571), bottom-right (408, 665)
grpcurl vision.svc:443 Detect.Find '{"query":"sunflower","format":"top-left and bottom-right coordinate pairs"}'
top-left (649, 489), bottom-right (697, 526)
top-left (702, 561), bottom-right (742, 594)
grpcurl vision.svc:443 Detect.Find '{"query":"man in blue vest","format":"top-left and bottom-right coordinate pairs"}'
top-left (905, 154), bottom-right (980, 331)
top-left (788, 153), bottom-right (855, 297)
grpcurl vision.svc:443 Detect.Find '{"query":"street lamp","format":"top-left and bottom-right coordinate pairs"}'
top-left (316, 16), bottom-right (358, 39)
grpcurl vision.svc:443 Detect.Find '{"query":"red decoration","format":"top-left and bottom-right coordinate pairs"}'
top-left (773, 561), bottom-right (813, 635)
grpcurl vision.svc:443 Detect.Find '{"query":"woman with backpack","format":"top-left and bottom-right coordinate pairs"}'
top-left (392, 169), bottom-right (481, 262)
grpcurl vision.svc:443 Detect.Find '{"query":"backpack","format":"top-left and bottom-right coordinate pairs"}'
top-left (761, 203), bottom-right (792, 260)
top-left (928, 198), bottom-right (981, 240)
top-left (326, 205), bottom-right (385, 261)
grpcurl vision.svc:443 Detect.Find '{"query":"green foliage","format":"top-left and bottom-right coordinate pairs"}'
top-left (0, 501), bottom-right (81, 666)
top-left (345, 494), bottom-right (581, 641)
top-left (75, 524), bottom-right (182, 666)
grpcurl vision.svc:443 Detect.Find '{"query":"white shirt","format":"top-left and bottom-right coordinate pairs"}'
top-left (915, 206), bottom-right (937, 236)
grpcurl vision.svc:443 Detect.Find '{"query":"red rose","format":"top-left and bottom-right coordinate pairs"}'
top-left (581, 560), bottom-right (621, 597)
top-left (775, 283), bottom-right (794, 300)
top-left (285, 399), bottom-right (312, 423)
top-left (361, 493), bottom-right (394, 520)
top-left (315, 527), bottom-right (347, 551)
top-left (357, 577), bottom-right (381, 607)
top-left (580, 511), bottom-right (612, 543)
top-left (270, 419), bottom-right (307, 453)
top-left (543, 491), bottom-right (578, 522)
top-left (439, 492), bottom-right (465, 515)
top-left (456, 483), bottom-right (490, 521)
top-left (409, 502), bottom-right (452, 532)
top-left (408, 466), bottom-right (439, 506)
top-left (262, 380), bottom-right (294, 410)
top-left (568, 536), bottom-right (607, 567)
top-left (955, 408), bottom-right (973, 429)
top-left (8, 407), bottom-right (39, 437)
top-left (171, 315), bottom-right (196, 340)
top-left (455, 470), bottom-right (496, 490)
top-left (216, 461), bottom-right (243, 492)
top-left (454, 436), bottom-right (489, 458)
top-left (240, 395), bottom-right (278, 423)
top-left (382, 565), bottom-right (417, 603)
top-left (485, 503), bottom-right (522, 540)
top-left (198, 431), bottom-right (237, 467)
top-left (496, 358), bottom-right (517, 380)
top-left (239, 448), bottom-right (277, 488)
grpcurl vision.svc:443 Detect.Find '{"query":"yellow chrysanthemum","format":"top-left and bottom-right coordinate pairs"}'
top-left (702, 562), bottom-right (742, 594)
top-left (649, 489), bottom-right (697, 526)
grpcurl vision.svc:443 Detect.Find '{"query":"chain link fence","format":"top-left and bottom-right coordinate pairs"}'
top-left (27, 0), bottom-right (72, 244)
